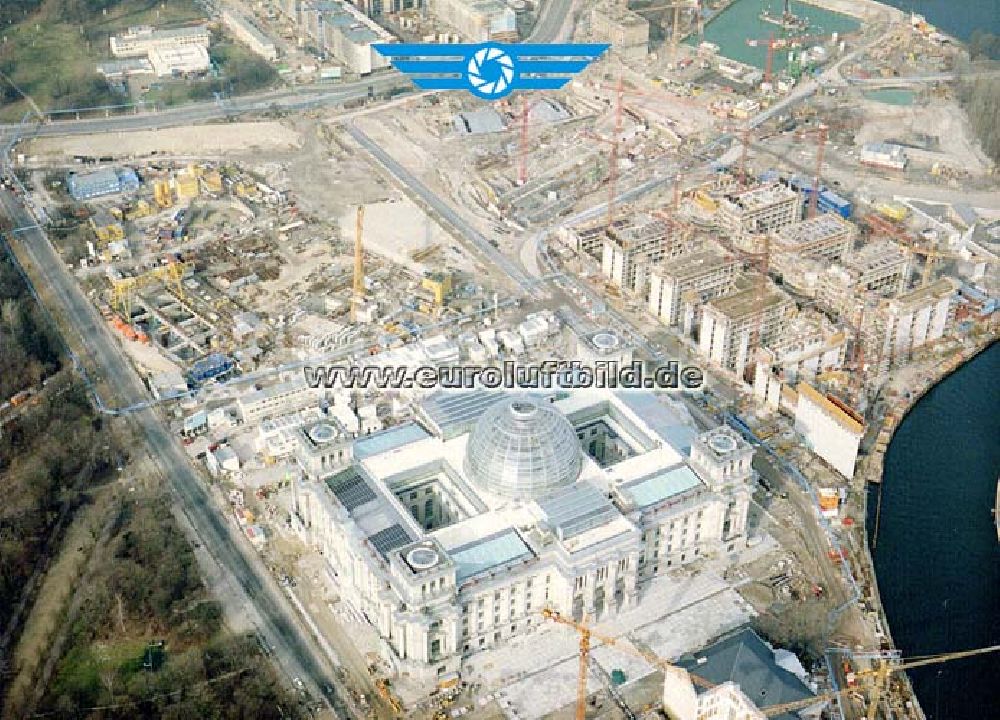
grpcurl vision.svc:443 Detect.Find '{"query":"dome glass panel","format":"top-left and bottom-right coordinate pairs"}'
top-left (463, 395), bottom-right (582, 500)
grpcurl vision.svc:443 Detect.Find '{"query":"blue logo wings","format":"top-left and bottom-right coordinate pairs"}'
top-left (373, 42), bottom-right (610, 101)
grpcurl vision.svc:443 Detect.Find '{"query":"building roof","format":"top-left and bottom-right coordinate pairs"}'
top-left (619, 464), bottom-right (702, 509)
top-left (420, 390), bottom-right (506, 439)
top-left (614, 391), bottom-right (697, 454)
top-left (354, 422), bottom-right (430, 460)
top-left (463, 395), bottom-right (582, 500)
top-left (536, 482), bottom-right (622, 540)
top-left (708, 285), bottom-right (792, 320)
top-left (676, 627), bottom-right (816, 719)
top-left (450, 528), bottom-right (534, 582)
top-left (796, 383), bottom-right (864, 435)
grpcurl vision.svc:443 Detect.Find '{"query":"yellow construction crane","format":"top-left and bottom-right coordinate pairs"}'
top-left (763, 643), bottom-right (1000, 719)
top-left (541, 608), bottom-right (712, 720)
top-left (109, 259), bottom-right (188, 322)
top-left (545, 607), bottom-right (1000, 720)
top-left (352, 204), bottom-right (365, 323)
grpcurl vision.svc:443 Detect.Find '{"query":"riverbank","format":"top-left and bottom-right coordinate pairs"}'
top-left (853, 331), bottom-right (997, 719)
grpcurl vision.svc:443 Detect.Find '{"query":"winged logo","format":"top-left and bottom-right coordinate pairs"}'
top-left (373, 42), bottom-right (610, 101)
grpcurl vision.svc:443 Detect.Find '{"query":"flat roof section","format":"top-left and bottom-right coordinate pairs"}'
top-left (620, 464), bottom-right (702, 509)
top-left (326, 467), bottom-right (377, 511)
top-left (614, 392), bottom-right (697, 455)
top-left (369, 523), bottom-right (413, 560)
top-left (420, 390), bottom-right (507, 439)
top-left (537, 482), bottom-right (622, 541)
top-left (354, 422), bottom-right (431, 460)
top-left (450, 529), bottom-right (534, 582)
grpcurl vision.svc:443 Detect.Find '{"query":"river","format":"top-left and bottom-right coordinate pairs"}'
top-left (868, 342), bottom-right (1000, 719)
top-left (875, 0), bottom-right (1000, 42)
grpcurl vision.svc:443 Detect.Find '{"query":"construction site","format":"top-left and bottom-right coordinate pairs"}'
top-left (3, 0), bottom-right (998, 719)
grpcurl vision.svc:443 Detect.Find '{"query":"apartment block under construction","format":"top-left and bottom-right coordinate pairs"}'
top-left (698, 283), bottom-right (796, 376)
top-left (773, 214), bottom-right (857, 263)
top-left (602, 215), bottom-right (694, 295)
top-left (870, 277), bottom-right (958, 369)
top-left (752, 315), bottom-right (848, 410)
top-left (816, 239), bottom-right (910, 321)
top-left (590, 3), bottom-right (650, 60)
top-left (648, 244), bottom-right (741, 327)
top-left (717, 181), bottom-right (803, 251)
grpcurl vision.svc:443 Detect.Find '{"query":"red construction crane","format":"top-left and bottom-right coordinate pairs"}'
top-left (587, 77), bottom-right (705, 228)
top-left (745, 33), bottom-right (831, 83)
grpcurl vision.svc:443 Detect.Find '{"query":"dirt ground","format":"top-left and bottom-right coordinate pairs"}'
top-left (26, 122), bottom-right (303, 160)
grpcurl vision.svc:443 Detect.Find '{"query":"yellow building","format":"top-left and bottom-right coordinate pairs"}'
top-left (421, 271), bottom-right (453, 306)
top-left (174, 170), bottom-right (199, 200)
top-left (90, 211), bottom-right (125, 244)
top-left (201, 169), bottom-right (223, 194)
top-left (154, 179), bottom-right (174, 208)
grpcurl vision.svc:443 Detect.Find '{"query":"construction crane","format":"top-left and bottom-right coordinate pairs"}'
top-left (861, 213), bottom-right (963, 287)
top-left (542, 608), bottom-right (713, 720)
top-left (109, 258), bottom-right (188, 323)
top-left (762, 643), bottom-right (1000, 719)
top-left (589, 77), bottom-right (706, 228)
top-left (745, 32), bottom-right (831, 83)
top-left (352, 204), bottom-right (365, 322)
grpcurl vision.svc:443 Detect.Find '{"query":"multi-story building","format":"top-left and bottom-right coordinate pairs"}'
top-left (427, 0), bottom-right (517, 42)
top-left (221, 6), bottom-right (278, 61)
top-left (148, 45), bottom-right (211, 76)
top-left (590, 3), bottom-right (650, 60)
top-left (873, 277), bottom-right (957, 367)
top-left (110, 24), bottom-right (211, 58)
top-left (238, 376), bottom-right (322, 423)
top-left (794, 382), bottom-right (864, 479)
top-left (293, 390), bottom-right (754, 686)
top-left (752, 315), bottom-right (848, 410)
top-left (296, 1), bottom-right (395, 74)
top-left (601, 215), bottom-right (694, 295)
top-left (816, 240), bottom-right (911, 321)
top-left (698, 284), bottom-right (796, 376)
top-left (772, 213), bottom-right (856, 264)
top-left (717, 182), bottom-right (802, 251)
top-left (648, 245), bottom-right (741, 328)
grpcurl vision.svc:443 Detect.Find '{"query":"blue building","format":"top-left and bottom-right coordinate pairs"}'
top-left (188, 353), bottom-right (234, 384)
top-left (67, 167), bottom-right (141, 201)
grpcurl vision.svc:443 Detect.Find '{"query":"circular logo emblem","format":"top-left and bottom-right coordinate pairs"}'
top-left (465, 45), bottom-right (516, 100)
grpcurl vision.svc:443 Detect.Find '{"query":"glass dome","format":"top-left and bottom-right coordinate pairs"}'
top-left (463, 395), bottom-right (582, 500)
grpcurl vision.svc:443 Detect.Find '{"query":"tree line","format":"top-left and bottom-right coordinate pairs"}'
top-left (956, 76), bottom-right (1000, 166)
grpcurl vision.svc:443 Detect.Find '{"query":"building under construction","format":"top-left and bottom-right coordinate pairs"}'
top-left (816, 239), bottom-right (910, 321)
top-left (698, 283), bottom-right (796, 376)
top-left (590, 3), bottom-right (650, 60)
top-left (773, 213), bottom-right (857, 263)
top-left (648, 244), bottom-right (741, 328)
top-left (717, 181), bottom-right (802, 251)
top-left (601, 215), bottom-right (695, 295)
top-left (752, 314), bottom-right (848, 410)
top-left (871, 277), bottom-right (958, 369)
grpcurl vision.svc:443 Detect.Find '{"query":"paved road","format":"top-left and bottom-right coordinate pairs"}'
top-left (0, 0), bottom-right (573, 142)
top-left (345, 122), bottom-right (536, 294)
top-left (0, 189), bottom-right (361, 718)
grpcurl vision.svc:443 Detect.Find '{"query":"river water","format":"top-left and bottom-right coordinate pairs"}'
top-left (868, 342), bottom-right (1000, 719)
top-left (876, 0), bottom-right (1000, 42)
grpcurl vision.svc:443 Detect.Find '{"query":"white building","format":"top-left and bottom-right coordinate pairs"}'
top-left (238, 376), bottom-right (321, 424)
top-left (752, 315), bottom-right (848, 410)
top-left (428, 0), bottom-right (518, 42)
top-left (148, 44), bottom-right (211, 76)
top-left (299, 0), bottom-right (395, 75)
top-left (717, 182), bottom-right (803, 250)
top-left (860, 142), bottom-right (907, 170)
top-left (874, 277), bottom-right (957, 366)
top-left (293, 390), bottom-right (754, 687)
top-left (221, 6), bottom-right (278, 61)
top-left (110, 24), bottom-right (211, 58)
top-left (793, 383), bottom-right (864, 479)
top-left (698, 285), bottom-right (796, 377)
top-left (648, 246), bottom-right (741, 329)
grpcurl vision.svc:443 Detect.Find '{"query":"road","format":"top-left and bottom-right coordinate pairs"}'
top-left (0, 0), bottom-right (573, 142)
top-left (344, 122), bottom-right (536, 293)
top-left (0, 189), bottom-right (360, 718)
